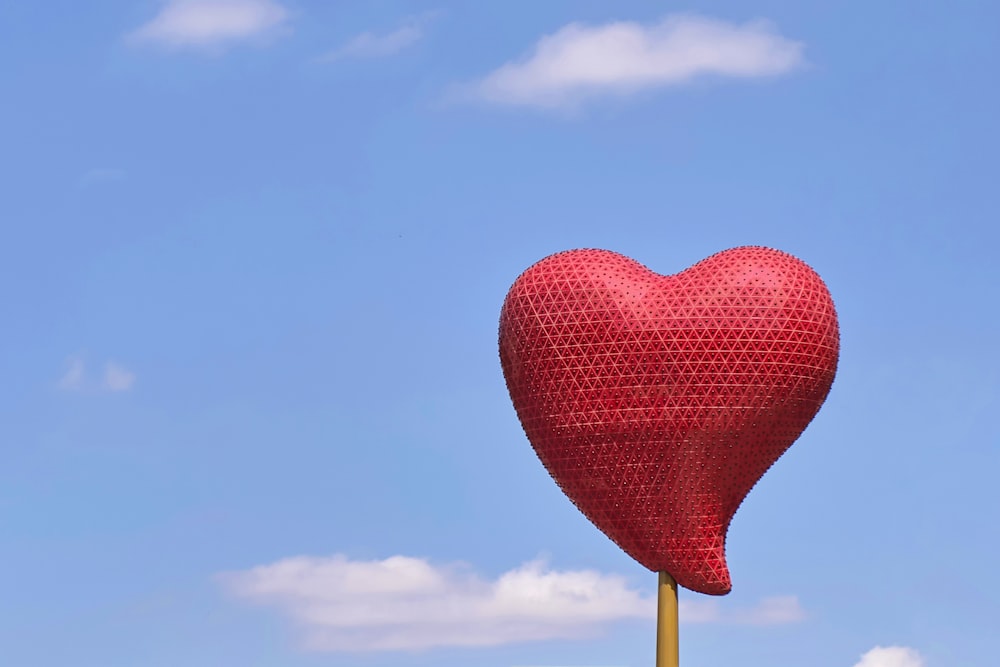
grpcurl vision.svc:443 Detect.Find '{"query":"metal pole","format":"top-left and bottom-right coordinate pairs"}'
top-left (656, 571), bottom-right (679, 667)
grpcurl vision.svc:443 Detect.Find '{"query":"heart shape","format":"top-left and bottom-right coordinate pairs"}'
top-left (499, 247), bottom-right (839, 595)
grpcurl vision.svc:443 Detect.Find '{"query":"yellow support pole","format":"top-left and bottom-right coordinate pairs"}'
top-left (656, 571), bottom-right (679, 667)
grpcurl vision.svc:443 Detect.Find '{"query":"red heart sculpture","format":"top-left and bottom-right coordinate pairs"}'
top-left (499, 247), bottom-right (839, 595)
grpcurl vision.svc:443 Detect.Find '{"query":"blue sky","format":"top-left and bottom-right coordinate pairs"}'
top-left (1, 1), bottom-right (997, 665)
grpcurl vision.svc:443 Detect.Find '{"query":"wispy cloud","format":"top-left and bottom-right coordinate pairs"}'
top-left (461, 14), bottom-right (804, 109)
top-left (57, 357), bottom-right (86, 391)
top-left (127, 0), bottom-right (291, 51)
top-left (77, 168), bottom-right (126, 190)
top-left (320, 14), bottom-right (435, 62)
top-left (56, 357), bottom-right (136, 393)
top-left (675, 593), bottom-right (804, 625)
top-left (853, 646), bottom-right (926, 667)
top-left (103, 362), bottom-right (136, 392)
top-left (219, 555), bottom-right (804, 652)
top-left (720, 594), bottom-right (805, 625)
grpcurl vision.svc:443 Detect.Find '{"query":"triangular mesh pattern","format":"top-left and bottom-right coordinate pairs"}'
top-left (499, 247), bottom-right (839, 595)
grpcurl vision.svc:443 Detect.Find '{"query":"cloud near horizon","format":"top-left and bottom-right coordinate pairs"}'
top-left (465, 14), bottom-right (804, 109)
top-left (127, 0), bottom-right (290, 50)
top-left (853, 646), bottom-right (926, 667)
top-left (219, 554), bottom-right (804, 651)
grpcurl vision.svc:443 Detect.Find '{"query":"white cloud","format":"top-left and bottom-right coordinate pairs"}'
top-left (320, 15), bottom-right (434, 62)
top-left (854, 646), bottom-right (926, 667)
top-left (219, 555), bottom-right (804, 652)
top-left (465, 14), bottom-right (804, 109)
top-left (57, 357), bottom-right (85, 391)
top-left (128, 0), bottom-right (290, 50)
top-left (103, 362), bottom-right (136, 392)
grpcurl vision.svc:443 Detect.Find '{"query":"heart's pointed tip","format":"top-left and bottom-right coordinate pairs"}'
top-left (690, 579), bottom-right (732, 596)
top-left (671, 565), bottom-right (732, 596)
top-left (645, 536), bottom-right (732, 596)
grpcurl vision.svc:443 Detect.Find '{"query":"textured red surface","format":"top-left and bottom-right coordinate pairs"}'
top-left (499, 247), bottom-right (839, 595)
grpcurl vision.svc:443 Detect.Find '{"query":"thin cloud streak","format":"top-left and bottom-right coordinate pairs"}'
top-left (127, 0), bottom-right (290, 50)
top-left (320, 15), bottom-right (434, 62)
top-left (463, 14), bottom-right (804, 109)
top-left (679, 594), bottom-right (805, 625)
top-left (56, 357), bottom-right (136, 393)
top-left (77, 168), bottom-right (126, 190)
top-left (219, 554), bottom-right (804, 652)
